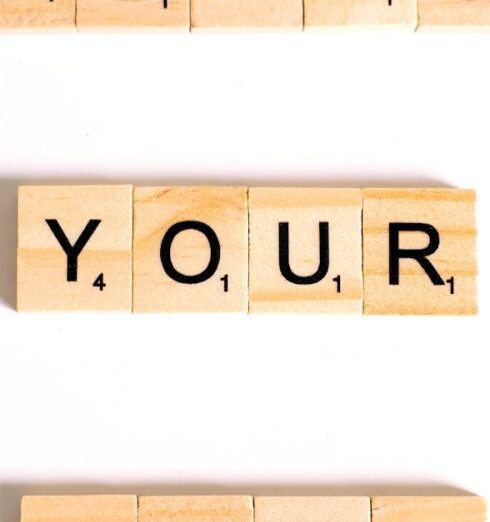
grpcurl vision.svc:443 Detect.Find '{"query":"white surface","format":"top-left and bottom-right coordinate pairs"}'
top-left (0, 31), bottom-right (489, 521)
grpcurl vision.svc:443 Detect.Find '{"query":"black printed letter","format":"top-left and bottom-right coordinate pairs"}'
top-left (160, 221), bottom-right (220, 284)
top-left (279, 222), bottom-right (330, 285)
top-left (46, 219), bottom-right (101, 282)
top-left (389, 222), bottom-right (445, 286)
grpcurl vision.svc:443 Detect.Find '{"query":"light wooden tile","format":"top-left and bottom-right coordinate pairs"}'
top-left (363, 188), bottom-right (477, 315)
top-left (371, 496), bottom-right (486, 522)
top-left (0, 0), bottom-right (75, 29)
top-left (249, 188), bottom-right (363, 313)
top-left (255, 497), bottom-right (371, 521)
top-left (17, 185), bottom-right (133, 312)
top-left (304, 0), bottom-right (417, 29)
top-left (191, 0), bottom-right (302, 30)
top-left (76, 0), bottom-right (189, 30)
top-left (133, 186), bottom-right (248, 313)
top-left (21, 496), bottom-right (137, 522)
top-left (418, 0), bottom-right (490, 30)
top-left (138, 496), bottom-right (253, 521)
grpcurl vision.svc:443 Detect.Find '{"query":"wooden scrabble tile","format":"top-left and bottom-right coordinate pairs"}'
top-left (0, 0), bottom-right (75, 29)
top-left (371, 496), bottom-right (486, 522)
top-left (76, 0), bottom-right (189, 30)
top-left (17, 185), bottom-right (133, 312)
top-left (21, 495), bottom-right (137, 522)
top-left (304, 0), bottom-right (417, 30)
top-left (363, 188), bottom-right (477, 315)
top-left (190, 0), bottom-right (302, 30)
top-left (249, 188), bottom-right (363, 313)
top-left (133, 186), bottom-right (248, 313)
top-left (255, 497), bottom-right (371, 521)
top-left (418, 0), bottom-right (490, 30)
top-left (138, 496), bottom-right (253, 521)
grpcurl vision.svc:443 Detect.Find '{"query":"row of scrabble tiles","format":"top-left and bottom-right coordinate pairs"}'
top-left (17, 186), bottom-right (477, 315)
top-left (2, 0), bottom-right (490, 30)
top-left (21, 495), bottom-right (487, 521)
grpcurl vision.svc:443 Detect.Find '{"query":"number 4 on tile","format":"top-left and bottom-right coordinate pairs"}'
top-left (93, 274), bottom-right (106, 292)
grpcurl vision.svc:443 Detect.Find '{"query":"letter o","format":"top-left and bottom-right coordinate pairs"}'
top-left (160, 220), bottom-right (221, 284)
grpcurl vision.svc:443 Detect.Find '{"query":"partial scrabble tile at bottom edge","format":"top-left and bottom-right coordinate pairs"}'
top-left (0, 0), bottom-right (76, 29)
top-left (418, 0), bottom-right (490, 29)
top-left (254, 496), bottom-right (370, 521)
top-left (371, 496), bottom-right (486, 521)
top-left (190, 0), bottom-right (302, 30)
top-left (138, 496), bottom-right (253, 521)
top-left (304, 0), bottom-right (417, 30)
top-left (19, 495), bottom-right (487, 522)
top-left (76, 0), bottom-right (189, 29)
top-left (21, 496), bottom-right (137, 522)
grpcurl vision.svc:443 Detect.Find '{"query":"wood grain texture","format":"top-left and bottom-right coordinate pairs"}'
top-left (76, 0), bottom-right (189, 30)
top-left (255, 497), bottom-right (371, 521)
top-left (21, 496), bottom-right (137, 522)
top-left (363, 188), bottom-right (477, 315)
top-left (371, 496), bottom-right (486, 522)
top-left (17, 185), bottom-right (133, 312)
top-left (0, 0), bottom-right (75, 29)
top-left (191, 0), bottom-right (302, 30)
top-left (133, 186), bottom-right (248, 312)
top-left (418, 0), bottom-right (490, 29)
top-left (304, 0), bottom-right (417, 29)
top-left (249, 188), bottom-right (363, 313)
top-left (138, 496), bottom-right (253, 521)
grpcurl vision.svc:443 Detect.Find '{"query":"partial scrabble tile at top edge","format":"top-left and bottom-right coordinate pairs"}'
top-left (362, 188), bottom-right (477, 315)
top-left (76, 0), bottom-right (189, 30)
top-left (371, 496), bottom-right (486, 522)
top-left (21, 496), bottom-right (137, 522)
top-left (17, 185), bottom-right (133, 312)
top-left (249, 188), bottom-right (363, 313)
top-left (304, 0), bottom-right (417, 30)
top-left (191, 0), bottom-right (302, 30)
top-left (138, 496), bottom-right (253, 521)
top-left (254, 497), bottom-right (371, 521)
top-left (133, 186), bottom-right (248, 313)
top-left (418, 0), bottom-right (490, 30)
top-left (0, 0), bottom-right (75, 29)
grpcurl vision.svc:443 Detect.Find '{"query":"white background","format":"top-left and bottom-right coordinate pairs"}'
top-left (0, 30), bottom-right (489, 521)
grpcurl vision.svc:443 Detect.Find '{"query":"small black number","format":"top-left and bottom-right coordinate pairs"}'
top-left (388, 0), bottom-right (392, 5)
top-left (446, 276), bottom-right (455, 295)
top-left (93, 273), bottom-right (106, 292)
top-left (221, 274), bottom-right (229, 293)
top-left (163, 0), bottom-right (167, 8)
top-left (333, 275), bottom-right (341, 293)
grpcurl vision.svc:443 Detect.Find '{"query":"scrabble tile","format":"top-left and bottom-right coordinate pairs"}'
top-left (17, 185), bottom-right (133, 312)
top-left (21, 495), bottom-right (137, 522)
top-left (363, 188), bottom-right (477, 315)
top-left (190, 0), bottom-right (302, 30)
top-left (133, 186), bottom-right (248, 313)
top-left (138, 496), bottom-right (253, 521)
top-left (304, 0), bottom-right (417, 30)
top-left (255, 497), bottom-right (371, 521)
top-left (0, 0), bottom-right (75, 29)
top-left (249, 188), bottom-right (363, 313)
top-left (418, 0), bottom-right (490, 30)
top-left (76, 0), bottom-right (189, 30)
top-left (371, 496), bottom-right (486, 522)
